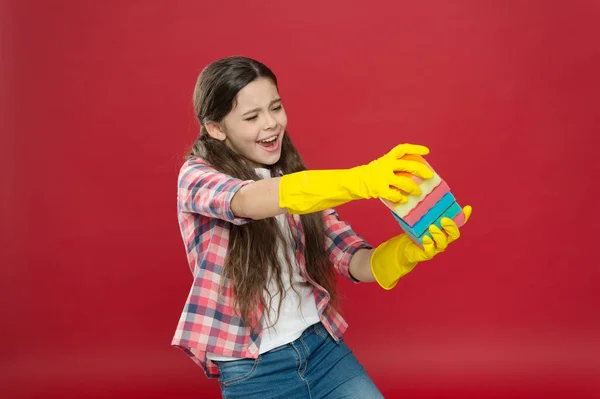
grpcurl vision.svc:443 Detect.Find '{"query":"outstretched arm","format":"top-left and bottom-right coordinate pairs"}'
top-left (182, 143), bottom-right (433, 221)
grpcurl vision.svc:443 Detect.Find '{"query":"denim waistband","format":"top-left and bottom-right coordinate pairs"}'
top-left (300, 322), bottom-right (323, 339)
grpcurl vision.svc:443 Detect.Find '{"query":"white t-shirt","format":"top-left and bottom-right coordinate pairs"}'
top-left (207, 168), bottom-right (320, 361)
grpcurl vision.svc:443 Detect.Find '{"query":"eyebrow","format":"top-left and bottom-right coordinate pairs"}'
top-left (241, 98), bottom-right (282, 116)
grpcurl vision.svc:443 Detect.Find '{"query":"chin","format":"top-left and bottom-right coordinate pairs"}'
top-left (244, 151), bottom-right (281, 168)
top-left (261, 153), bottom-right (282, 166)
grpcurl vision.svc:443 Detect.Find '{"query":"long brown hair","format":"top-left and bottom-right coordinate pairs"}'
top-left (187, 56), bottom-right (337, 327)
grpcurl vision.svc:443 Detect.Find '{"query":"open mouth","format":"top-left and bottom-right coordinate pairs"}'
top-left (256, 134), bottom-right (280, 152)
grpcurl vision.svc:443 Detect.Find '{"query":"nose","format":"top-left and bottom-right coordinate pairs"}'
top-left (264, 112), bottom-right (277, 130)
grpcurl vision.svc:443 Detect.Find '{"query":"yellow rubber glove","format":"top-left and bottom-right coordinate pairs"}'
top-left (370, 206), bottom-right (473, 290)
top-left (279, 144), bottom-right (434, 214)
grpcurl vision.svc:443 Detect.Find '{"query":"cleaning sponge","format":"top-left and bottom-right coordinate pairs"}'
top-left (381, 154), bottom-right (465, 247)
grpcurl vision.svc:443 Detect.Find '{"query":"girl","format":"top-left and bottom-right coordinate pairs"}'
top-left (172, 56), bottom-right (472, 398)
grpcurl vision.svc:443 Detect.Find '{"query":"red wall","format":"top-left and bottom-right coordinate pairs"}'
top-left (3, 1), bottom-right (600, 397)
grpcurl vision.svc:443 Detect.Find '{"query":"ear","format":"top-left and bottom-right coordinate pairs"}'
top-left (205, 121), bottom-right (227, 141)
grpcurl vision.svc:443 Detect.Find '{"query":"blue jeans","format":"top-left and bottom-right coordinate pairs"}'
top-left (213, 323), bottom-right (383, 398)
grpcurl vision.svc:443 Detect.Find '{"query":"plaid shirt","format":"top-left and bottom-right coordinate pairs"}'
top-left (171, 157), bottom-right (372, 378)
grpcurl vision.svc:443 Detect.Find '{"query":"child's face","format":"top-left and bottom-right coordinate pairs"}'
top-left (220, 77), bottom-right (288, 168)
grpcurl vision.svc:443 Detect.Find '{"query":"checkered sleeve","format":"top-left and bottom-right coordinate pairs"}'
top-left (178, 158), bottom-right (255, 225)
top-left (322, 208), bottom-right (372, 283)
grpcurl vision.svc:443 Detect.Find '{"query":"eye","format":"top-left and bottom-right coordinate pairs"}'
top-left (245, 115), bottom-right (258, 121)
top-left (272, 105), bottom-right (282, 112)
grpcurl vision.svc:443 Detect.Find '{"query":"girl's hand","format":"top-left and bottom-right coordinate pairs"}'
top-left (358, 143), bottom-right (434, 203)
top-left (370, 205), bottom-right (473, 290)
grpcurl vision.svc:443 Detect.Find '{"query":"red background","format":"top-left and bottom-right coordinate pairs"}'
top-left (2, 0), bottom-right (600, 398)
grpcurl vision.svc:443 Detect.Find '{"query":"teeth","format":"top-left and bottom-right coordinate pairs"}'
top-left (259, 136), bottom-right (277, 143)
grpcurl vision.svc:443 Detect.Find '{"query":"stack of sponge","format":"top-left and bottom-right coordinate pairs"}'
top-left (381, 154), bottom-right (466, 248)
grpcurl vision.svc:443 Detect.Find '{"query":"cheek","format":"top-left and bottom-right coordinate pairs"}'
top-left (240, 131), bottom-right (258, 146)
top-left (224, 124), bottom-right (258, 147)
top-left (278, 111), bottom-right (288, 129)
